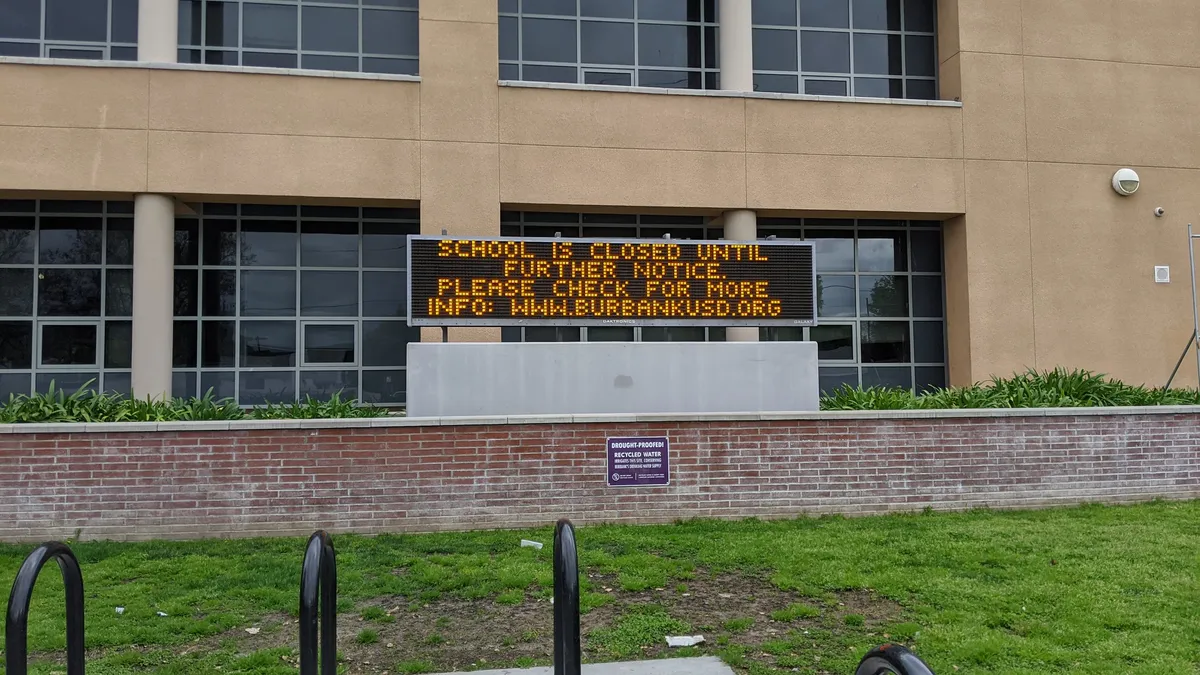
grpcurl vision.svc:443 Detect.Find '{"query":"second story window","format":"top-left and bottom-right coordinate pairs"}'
top-left (751, 0), bottom-right (937, 99)
top-left (499, 0), bottom-right (719, 90)
top-left (0, 0), bottom-right (138, 60)
top-left (177, 0), bottom-right (419, 74)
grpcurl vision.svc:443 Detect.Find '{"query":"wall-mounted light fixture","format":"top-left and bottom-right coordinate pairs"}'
top-left (1112, 168), bottom-right (1140, 196)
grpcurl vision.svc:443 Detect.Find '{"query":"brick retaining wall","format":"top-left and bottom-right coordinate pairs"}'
top-left (1, 409), bottom-right (1198, 542)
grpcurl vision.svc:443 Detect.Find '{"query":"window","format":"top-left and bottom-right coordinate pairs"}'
top-left (0, 199), bottom-right (134, 397)
top-left (177, 0), bottom-right (419, 75)
top-left (751, 0), bottom-right (937, 99)
top-left (499, 0), bottom-right (720, 89)
top-left (0, 0), bottom-right (138, 60)
top-left (173, 204), bottom-right (420, 406)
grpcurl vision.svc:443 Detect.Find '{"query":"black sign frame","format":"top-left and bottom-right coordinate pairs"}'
top-left (406, 235), bottom-right (817, 328)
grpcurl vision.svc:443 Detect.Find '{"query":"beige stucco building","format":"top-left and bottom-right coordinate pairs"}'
top-left (0, 0), bottom-right (1197, 406)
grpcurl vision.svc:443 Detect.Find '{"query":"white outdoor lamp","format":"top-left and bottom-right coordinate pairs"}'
top-left (1112, 168), bottom-right (1140, 196)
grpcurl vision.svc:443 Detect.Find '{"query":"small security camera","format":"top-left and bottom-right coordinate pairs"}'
top-left (1154, 207), bottom-right (1166, 217)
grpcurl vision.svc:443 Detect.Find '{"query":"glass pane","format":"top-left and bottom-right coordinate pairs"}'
top-left (300, 370), bottom-right (359, 401)
top-left (522, 17), bottom-right (576, 62)
top-left (106, 218), bottom-right (134, 265)
top-left (906, 78), bottom-right (937, 100)
top-left (638, 69), bottom-right (700, 89)
top-left (45, 0), bottom-right (106, 41)
top-left (0, 321), bottom-right (33, 369)
top-left (0, 269), bottom-right (33, 316)
top-left (582, 0), bottom-right (633, 18)
top-left (173, 370), bottom-right (198, 399)
top-left (179, 0), bottom-right (201, 45)
top-left (524, 327), bottom-right (581, 342)
top-left (39, 217), bottom-right (102, 264)
top-left (244, 3), bottom-right (298, 49)
top-left (0, 42), bottom-right (40, 56)
top-left (861, 321), bottom-right (910, 363)
top-left (363, 9), bottom-right (419, 56)
top-left (819, 366), bottom-right (858, 394)
top-left (905, 35), bottom-right (936, 77)
top-left (48, 48), bottom-right (104, 60)
top-left (499, 15), bottom-right (518, 60)
top-left (241, 320), bottom-right (297, 367)
top-left (201, 320), bottom-right (237, 367)
top-left (912, 276), bottom-right (943, 317)
top-left (362, 271), bottom-right (407, 317)
top-left (241, 221), bottom-right (296, 266)
top-left (852, 0), bottom-right (901, 30)
top-left (524, 0), bottom-right (576, 15)
top-left (40, 269), bottom-right (102, 316)
top-left (105, 269), bottom-right (133, 316)
top-left (863, 366), bottom-right (912, 390)
top-left (638, 0), bottom-right (705, 21)
top-left (175, 269), bottom-right (199, 316)
top-left (524, 64), bottom-right (578, 83)
top-left (300, 271), bottom-right (358, 317)
top-left (0, 216), bottom-right (35, 264)
top-left (587, 326), bottom-right (634, 341)
top-left (910, 229), bottom-right (942, 272)
top-left (174, 320), bottom-right (199, 368)
top-left (301, 222), bottom-right (359, 267)
top-left (915, 366), bottom-right (946, 393)
top-left (760, 326), bottom-right (804, 341)
top-left (754, 0), bottom-right (797, 26)
top-left (0, 373), bottom-right (31, 399)
top-left (913, 321), bottom-right (945, 363)
top-left (501, 326), bottom-right (522, 342)
top-left (202, 270), bottom-right (237, 316)
top-left (805, 78), bottom-right (848, 95)
top-left (241, 270), bottom-right (297, 317)
top-left (0, 0), bottom-right (40, 39)
top-left (302, 6), bottom-right (358, 52)
top-left (201, 219), bottom-right (237, 265)
top-left (800, 0), bottom-right (849, 27)
top-left (753, 28), bottom-right (797, 71)
top-left (499, 62), bottom-right (520, 80)
top-left (858, 230), bottom-right (907, 271)
top-left (754, 73), bottom-right (798, 93)
top-left (362, 320), bottom-right (417, 366)
top-left (244, 51), bottom-right (298, 68)
top-left (854, 34), bottom-right (903, 75)
top-left (104, 320), bottom-right (132, 369)
top-left (111, 0), bottom-right (138, 41)
top-left (808, 230), bottom-right (854, 271)
top-left (303, 54), bottom-right (358, 71)
top-left (110, 46), bottom-right (138, 60)
top-left (640, 24), bottom-right (701, 68)
top-left (240, 371), bottom-right (297, 406)
top-left (200, 370), bottom-right (236, 400)
top-left (641, 327), bottom-right (706, 342)
top-left (362, 369), bottom-right (405, 405)
top-left (859, 275), bottom-right (909, 317)
top-left (305, 324), bottom-right (355, 363)
top-left (854, 76), bottom-right (903, 98)
top-left (42, 324), bottom-right (97, 366)
top-left (582, 21), bottom-right (634, 65)
top-left (816, 275), bottom-right (855, 317)
top-left (204, 1), bottom-right (239, 46)
top-left (905, 0), bottom-right (936, 32)
top-left (362, 223), bottom-right (414, 268)
top-left (363, 56), bottom-right (417, 74)
top-left (812, 324), bottom-right (854, 360)
top-left (585, 71), bottom-right (634, 86)
top-left (801, 30), bottom-right (850, 73)
top-left (36, 372), bottom-right (99, 395)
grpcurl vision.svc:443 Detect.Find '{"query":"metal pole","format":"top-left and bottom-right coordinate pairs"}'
top-left (553, 519), bottom-right (581, 675)
top-left (299, 531), bottom-right (337, 675)
top-left (1190, 223), bottom-right (1200, 387)
top-left (5, 542), bottom-right (86, 675)
top-left (1164, 329), bottom-right (1196, 390)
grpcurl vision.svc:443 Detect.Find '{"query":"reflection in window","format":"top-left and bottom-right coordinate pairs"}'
top-left (751, 0), bottom-right (937, 99)
top-left (0, 0), bottom-right (138, 60)
top-left (500, 0), bottom-right (719, 89)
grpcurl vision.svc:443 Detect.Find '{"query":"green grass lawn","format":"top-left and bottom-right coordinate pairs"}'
top-left (2, 501), bottom-right (1198, 675)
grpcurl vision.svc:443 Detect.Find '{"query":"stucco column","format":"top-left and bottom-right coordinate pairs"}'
top-left (138, 0), bottom-right (178, 62)
top-left (131, 194), bottom-right (175, 400)
top-left (718, 0), bottom-right (753, 92)
top-left (724, 209), bottom-right (760, 342)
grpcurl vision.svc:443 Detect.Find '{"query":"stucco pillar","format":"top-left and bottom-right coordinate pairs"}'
top-left (131, 194), bottom-right (175, 400)
top-left (718, 0), bottom-right (753, 92)
top-left (724, 209), bottom-right (760, 342)
top-left (137, 0), bottom-right (178, 62)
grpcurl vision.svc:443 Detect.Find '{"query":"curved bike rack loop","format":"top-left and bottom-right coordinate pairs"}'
top-left (5, 541), bottom-right (86, 675)
top-left (855, 643), bottom-right (936, 675)
top-left (553, 519), bottom-right (581, 675)
top-left (299, 530), bottom-right (338, 675)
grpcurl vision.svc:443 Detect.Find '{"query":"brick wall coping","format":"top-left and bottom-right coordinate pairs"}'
top-left (2, 405), bottom-right (1199, 435)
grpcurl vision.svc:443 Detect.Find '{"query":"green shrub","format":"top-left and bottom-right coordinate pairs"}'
top-left (0, 381), bottom-right (389, 424)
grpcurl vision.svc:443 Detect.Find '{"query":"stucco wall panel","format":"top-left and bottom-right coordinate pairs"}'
top-left (959, 52), bottom-right (1026, 161)
top-left (745, 99), bottom-right (962, 159)
top-left (0, 126), bottom-right (147, 193)
top-left (0, 64), bottom-right (149, 130)
top-left (419, 18), bottom-right (499, 142)
top-left (956, 0), bottom-right (1023, 55)
top-left (1022, 0), bottom-right (1200, 67)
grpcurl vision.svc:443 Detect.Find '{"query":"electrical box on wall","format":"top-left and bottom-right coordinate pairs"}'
top-left (1155, 266), bottom-right (1170, 283)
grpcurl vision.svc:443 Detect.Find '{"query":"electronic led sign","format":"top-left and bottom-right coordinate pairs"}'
top-left (407, 235), bottom-right (816, 327)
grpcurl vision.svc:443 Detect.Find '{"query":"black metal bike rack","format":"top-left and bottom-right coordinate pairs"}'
top-left (5, 541), bottom-right (87, 675)
top-left (553, 519), bottom-right (581, 675)
top-left (855, 643), bottom-right (936, 675)
top-left (299, 530), bottom-right (338, 675)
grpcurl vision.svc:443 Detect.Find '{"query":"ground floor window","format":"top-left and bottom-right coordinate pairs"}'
top-left (500, 212), bottom-right (946, 394)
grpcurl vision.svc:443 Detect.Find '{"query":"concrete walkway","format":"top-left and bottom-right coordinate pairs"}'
top-left (430, 657), bottom-right (735, 675)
